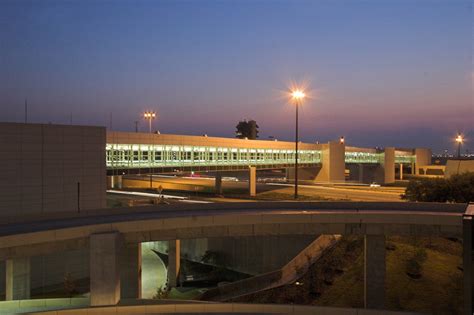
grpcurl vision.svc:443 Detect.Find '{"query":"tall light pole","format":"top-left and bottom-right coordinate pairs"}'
top-left (144, 111), bottom-right (156, 133)
top-left (455, 133), bottom-right (464, 158)
top-left (291, 90), bottom-right (305, 199)
top-left (144, 111), bottom-right (157, 189)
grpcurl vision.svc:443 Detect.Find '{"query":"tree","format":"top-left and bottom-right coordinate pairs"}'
top-left (235, 120), bottom-right (259, 139)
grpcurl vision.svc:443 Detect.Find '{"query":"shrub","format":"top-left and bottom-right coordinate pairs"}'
top-left (406, 257), bottom-right (422, 279)
top-left (402, 172), bottom-right (474, 202)
top-left (63, 272), bottom-right (76, 296)
top-left (153, 286), bottom-right (170, 299)
top-left (447, 172), bottom-right (474, 203)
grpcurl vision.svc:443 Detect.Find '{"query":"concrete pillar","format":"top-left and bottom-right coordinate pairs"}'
top-left (399, 163), bottom-right (403, 180)
top-left (120, 243), bottom-right (142, 299)
top-left (167, 240), bottom-right (181, 288)
top-left (315, 141), bottom-right (345, 183)
top-left (90, 232), bottom-right (121, 306)
top-left (364, 234), bottom-right (385, 309)
top-left (411, 162), bottom-right (415, 175)
top-left (215, 173), bottom-right (223, 195)
top-left (415, 148), bottom-right (431, 175)
top-left (108, 175), bottom-right (123, 189)
top-left (382, 147), bottom-right (395, 184)
top-left (6, 258), bottom-right (30, 300)
top-left (463, 216), bottom-right (473, 315)
top-left (358, 164), bottom-right (364, 183)
top-left (249, 166), bottom-right (256, 197)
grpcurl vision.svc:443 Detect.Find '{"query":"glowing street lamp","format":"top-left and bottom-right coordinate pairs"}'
top-left (144, 111), bottom-right (157, 133)
top-left (291, 89), bottom-right (306, 199)
top-left (455, 133), bottom-right (464, 158)
top-left (340, 136), bottom-right (345, 144)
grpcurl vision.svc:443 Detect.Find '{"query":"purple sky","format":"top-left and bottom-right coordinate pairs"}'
top-left (1, 0), bottom-right (472, 153)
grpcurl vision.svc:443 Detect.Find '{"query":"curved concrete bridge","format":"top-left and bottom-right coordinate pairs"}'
top-left (0, 202), bottom-right (472, 314)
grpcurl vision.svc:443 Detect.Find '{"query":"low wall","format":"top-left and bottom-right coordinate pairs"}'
top-left (0, 297), bottom-right (88, 315)
top-left (26, 302), bottom-right (421, 315)
top-left (445, 160), bottom-right (474, 178)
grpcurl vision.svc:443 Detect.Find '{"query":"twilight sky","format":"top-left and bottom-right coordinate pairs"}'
top-left (1, 0), bottom-right (472, 153)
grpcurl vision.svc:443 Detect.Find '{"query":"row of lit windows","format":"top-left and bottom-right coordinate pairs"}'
top-left (106, 144), bottom-right (321, 166)
top-left (345, 152), bottom-right (415, 163)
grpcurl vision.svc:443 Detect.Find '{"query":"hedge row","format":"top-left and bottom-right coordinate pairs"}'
top-left (402, 172), bottom-right (474, 203)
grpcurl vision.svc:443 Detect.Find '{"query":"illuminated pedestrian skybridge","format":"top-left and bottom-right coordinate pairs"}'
top-left (105, 143), bottom-right (415, 170)
top-left (105, 131), bottom-right (416, 172)
top-left (106, 143), bottom-right (322, 169)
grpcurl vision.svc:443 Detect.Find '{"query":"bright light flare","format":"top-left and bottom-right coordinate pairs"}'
top-left (291, 90), bottom-right (306, 100)
top-left (455, 133), bottom-right (464, 144)
top-left (144, 111), bottom-right (156, 119)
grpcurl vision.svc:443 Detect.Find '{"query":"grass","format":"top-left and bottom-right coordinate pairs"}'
top-left (232, 236), bottom-right (463, 314)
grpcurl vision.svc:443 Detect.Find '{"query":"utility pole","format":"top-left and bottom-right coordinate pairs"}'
top-left (24, 99), bottom-right (28, 123)
top-left (135, 121), bottom-right (139, 133)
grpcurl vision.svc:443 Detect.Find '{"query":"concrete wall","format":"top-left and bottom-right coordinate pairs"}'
top-left (107, 131), bottom-right (322, 151)
top-left (209, 236), bottom-right (317, 275)
top-left (286, 166), bottom-right (322, 182)
top-left (315, 141), bottom-right (345, 183)
top-left (346, 164), bottom-right (383, 184)
top-left (415, 148), bottom-right (432, 175)
top-left (30, 249), bottom-right (89, 294)
top-left (154, 236), bottom-right (316, 276)
top-left (27, 302), bottom-right (422, 315)
top-left (0, 123), bottom-right (106, 220)
top-left (445, 160), bottom-right (474, 178)
top-left (382, 147), bottom-right (395, 184)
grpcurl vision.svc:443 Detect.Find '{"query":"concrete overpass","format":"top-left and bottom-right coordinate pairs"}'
top-left (0, 202), bottom-right (472, 314)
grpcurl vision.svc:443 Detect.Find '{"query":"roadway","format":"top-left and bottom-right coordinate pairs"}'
top-left (0, 202), bottom-right (467, 239)
top-left (126, 175), bottom-right (405, 202)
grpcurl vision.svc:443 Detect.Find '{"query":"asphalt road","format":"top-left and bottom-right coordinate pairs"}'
top-left (0, 202), bottom-right (466, 237)
top-left (130, 175), bottom-right (405, 202)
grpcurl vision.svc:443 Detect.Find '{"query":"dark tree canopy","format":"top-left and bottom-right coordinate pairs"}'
top-left (235, 120), bottom-right (259, 140)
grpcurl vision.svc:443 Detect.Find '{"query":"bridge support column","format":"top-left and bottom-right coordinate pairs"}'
top-left (382, 147), bottom-right (395, 184)
top-left (415, 148), bottom-right (431, 175)
top-left (315, 141), bottom-right (345, 183)
top-left (358, 164), bottom-right (364, 183)
top-left (364, 234), bottom-right (385, 309)
top-left (249, 166), bottom-right (256, 197)
top-left (463, 216), bottom-right (473, 315)
top-left (5, 258), bottom-right (30, 301)
top-left (215, 173), bottom-right (223, 195)
top-left (399, 163), bottom-right (403, 180)
top-left (90, 232), bottom-right (121, 306)
top-left (107, 175), bottom-right (123, 189)
top-left (120, 243), bottom-right (142, 299)
top-left (168, 240), bottom-right (181, 288)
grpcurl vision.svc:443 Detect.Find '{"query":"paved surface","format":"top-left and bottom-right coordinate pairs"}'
top-left (141, 243), bottom-right (167, 299)
top-left (129, 175), bottom-right (405, 202)
top-left (0, 202), bottom-right (467, 238)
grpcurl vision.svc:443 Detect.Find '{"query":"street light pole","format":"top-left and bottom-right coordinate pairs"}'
top-left (295, 100), bottom-right (299, 199)
top-left (144, 111), bottom-right (156, 133)
top-left (291, 90), bottom-right (305, 199)
top-left (143, 111), bottom-right (157, 189)
top-left (456, 133), bottom-right (464, 158)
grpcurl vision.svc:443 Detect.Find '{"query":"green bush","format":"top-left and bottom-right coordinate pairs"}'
top-left (402, 172), bottom-right (474, 202)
